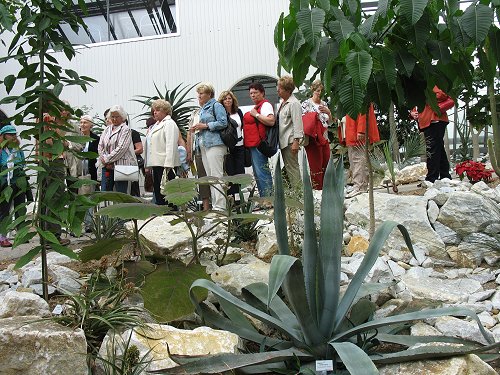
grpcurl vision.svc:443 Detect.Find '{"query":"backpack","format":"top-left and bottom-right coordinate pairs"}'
top-left (212, 104), bottom-right (240, 149)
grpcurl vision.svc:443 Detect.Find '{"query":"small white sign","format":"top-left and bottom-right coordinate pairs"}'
top-left (52, 304), bottom-right (63, 315)
top-left (315, 360), bottom-right (333, 371)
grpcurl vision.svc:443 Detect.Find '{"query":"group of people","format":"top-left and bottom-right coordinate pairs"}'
top-left (0, 81), bottom-right (454, 247)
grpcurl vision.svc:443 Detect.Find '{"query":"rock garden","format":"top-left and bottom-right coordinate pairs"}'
top-left (0, 160), bottom-right (499, 375)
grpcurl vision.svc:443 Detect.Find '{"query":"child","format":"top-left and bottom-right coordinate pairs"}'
top-left (0, 125), bottom-right (27, 247)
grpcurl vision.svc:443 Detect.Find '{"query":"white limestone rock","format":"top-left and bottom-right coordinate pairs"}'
top-left (437, 191), bottom-right (500, 237)
top-left (457, 233), bottom-right (500, 267)
top-left (0, 269), bottom-right (19, 286)
top-left (0, 316), bottom-right (87, 375)
top-left (256, 224), bottom-right (278, 260)
top-left (434, 316), bottom-right (494, 345)
top-left (345, 193), bottom-right (446, 258)
top-left (131, 215), bottom-right (193, 253)
top-left (410, 322), bottom-right (442, 336)
top-left (394, 162), bottom-right (427, 185)
top-left (0, 291), bottom-right (50, 318)
top-left (378, 353), bottom-right (496, 375)
top-left (432, 221), bottom-right (461, 245)
top-left (477, 311), bottom-right (497, 329)
top-left (211, 255), bottom-right (270, 296)
top-left (401, 274), bottom-right (482, 304)
top-left (426, 200), bottom-right (439, 224)
top-left (98, 325), bottom-right (240, 372)
top-left (387, 260), bottom-right (406, 278)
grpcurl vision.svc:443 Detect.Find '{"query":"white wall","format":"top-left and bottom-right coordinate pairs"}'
top-left (13, 0), bottom-right (289, 129)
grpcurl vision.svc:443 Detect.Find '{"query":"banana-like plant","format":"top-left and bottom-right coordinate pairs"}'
top-left (150, 156), bottom-right (498, 374)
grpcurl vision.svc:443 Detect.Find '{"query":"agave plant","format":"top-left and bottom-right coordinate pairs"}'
top-left (151, 156), bottom-right (499, 374)
top-left (132, 82), bottom-right (199, 135)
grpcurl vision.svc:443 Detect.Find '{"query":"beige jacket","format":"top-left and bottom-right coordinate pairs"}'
top-left (278, 94), bottom-right (304, 149)
top-left (145, 115), bottom-right (180, 168)
top-left (64, 121), bottom-right (84, 177)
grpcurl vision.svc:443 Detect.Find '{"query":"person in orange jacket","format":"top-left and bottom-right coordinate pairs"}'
top-left (338, 104), bottom-right (380, 197)
top-left (410, 86), bottom-right (454, 182)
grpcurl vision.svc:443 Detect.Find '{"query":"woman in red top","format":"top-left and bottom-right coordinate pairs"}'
top-left (242, 83), bottom-right (275, 197)
top-left (338, 104), bottom-right (380, 197)
top-left (410, 86), bottom-right (453, 182)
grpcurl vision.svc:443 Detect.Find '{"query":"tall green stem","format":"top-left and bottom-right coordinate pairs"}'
top-left (365, 111), bottom-right (375, 238)
top-left (488, 82), bottom-right (500, 176)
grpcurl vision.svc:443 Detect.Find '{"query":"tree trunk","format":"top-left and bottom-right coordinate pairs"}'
top-left (488, 82), bottom-right (500, 176)
top-left (365, 112), bottom-right (375, 238)
top-left (389, 103), bottom-right (400, 163)
top-left (471, 125), bottom-right (480, 161)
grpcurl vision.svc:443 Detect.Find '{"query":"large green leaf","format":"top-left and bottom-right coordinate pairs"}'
top-left (149, 349), bottom-right (312, 374)
top-left (405, 11), bottom-right (431, 51)
top-left (90, 191), bottom-right (143, 204)
top-left (334, 222), bottom-right (414, 331)
top-left (162, 178), bottom-right (198, 206)
top-left (372, 47), bottom-right (397, 88)
top-left (395, 49), bottom-right (417, 77)
top-left (375, 0), bottom-right (390, 19)
top-left (284, 29), bottom-right (306, 64)
top-left (330, 18), bottom-right (355, 42)
top-left (296, 8), bottom-right (325, 45)
top-left (96, 203), bottom-right (170, 220)
top-left (142, 262), bottom-right (210, 322)
top-left (330, 342), bottom-right (379, 375)
top-left (314, 37), bottom-right (339, 71)
top-left (400, 0), bottom-right (429, 25)
top-left (346, 50), bottom-right (373, 87)
top-left (427, 40), bottom-right (451, 65)
top-left (461, 3), bottom-right (494, 45)
top-left (79, 238), bottom-right (130, 262)
top-left (338, 75), bottom-right (364, 118)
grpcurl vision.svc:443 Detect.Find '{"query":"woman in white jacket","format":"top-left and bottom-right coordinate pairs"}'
top-left (145, 99), bottom-right (180, 205)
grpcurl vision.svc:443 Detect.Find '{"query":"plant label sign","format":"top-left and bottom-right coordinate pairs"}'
top-left (315, 360), bottom-right (333, 372)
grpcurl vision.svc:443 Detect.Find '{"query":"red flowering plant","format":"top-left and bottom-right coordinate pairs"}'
top-left (455, 160), bottom-right (493, 183)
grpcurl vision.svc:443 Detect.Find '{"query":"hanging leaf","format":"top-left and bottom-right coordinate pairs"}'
top-left (338, 76), bottom-right (364, 118)
top-left (427, 40), bottom-right (452, 65)
top-left (400, 0), bottom-right (429, 25)
top-left (395, 49), bottom-right (417, 77)
top-left (330, 19), bottom-right (355, 42)
top-left (346, 50), bottom-right (373, 88)
top-left (296, 8), bottom-right (325, 45)
top-left (316, 37), bottom-right (340, 71)
top-left (461, 3), bottom-right (494, 45)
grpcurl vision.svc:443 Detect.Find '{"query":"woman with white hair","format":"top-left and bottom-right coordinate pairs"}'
top-left (97, 105), bottom-right (137, 193)
top-left (145, 99), bottom-right (180, 205)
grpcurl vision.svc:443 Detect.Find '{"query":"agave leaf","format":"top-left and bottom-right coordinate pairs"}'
top-left (281, 259), bottom-right (325, 347)
top-left (218, 293), bottom-right (261, 332)
top-left (334, 222), bottom-right (413, 331)
top-left (148, 349), bottom-right (313, 374)
top-left (274, 158), bottom-right (290, 255)
top-left (331, 307), bottom-right (493, 344)
top-left (319, 157), bottom-right (345, 337)
top-left (267, 255), bottom-right (298, 309)
top-left (96, 203), bottom-right (170, 220)
top-left (376, 333), bottom-right (485, 347)
top-left (330, 342), bottom-right (379, 375)
top-left (243, 283), bottom-right (300, 332)
top-left (371, 341), bottom-right (500, 365)
top-left (198, 302), bottom-right (291, 350)
top-left (300, 155), bottom-right (320, 326)
top-left (190, 279), bottom-right (303, 342)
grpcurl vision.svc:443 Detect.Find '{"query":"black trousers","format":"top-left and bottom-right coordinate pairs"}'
top-left (152, 166), bottom-right (176, 206)
top-left (423, 121), bottom-right (452, 182)
top-left (225, 146), bottom-right (246, 196)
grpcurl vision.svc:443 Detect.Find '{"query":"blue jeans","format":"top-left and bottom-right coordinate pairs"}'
top-left (101, 169), bottom-right (129, 194)
top-left (250, 147), bottom-right (273, 197)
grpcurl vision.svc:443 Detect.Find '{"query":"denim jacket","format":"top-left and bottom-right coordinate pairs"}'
top-left (196, 98), bottom-right (228, 149)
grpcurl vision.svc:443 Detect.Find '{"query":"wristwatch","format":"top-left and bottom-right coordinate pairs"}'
top-left (255, 113), bottom-right (260, 119)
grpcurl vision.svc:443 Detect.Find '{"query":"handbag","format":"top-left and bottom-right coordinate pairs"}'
top-left (114, 165), bottom-right (139, 182)
top-left (256, 118), bottom-right (279, 158)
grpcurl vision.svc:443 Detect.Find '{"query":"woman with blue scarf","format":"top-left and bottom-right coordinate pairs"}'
top-left (0, 125), bottom-right (27, 247)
